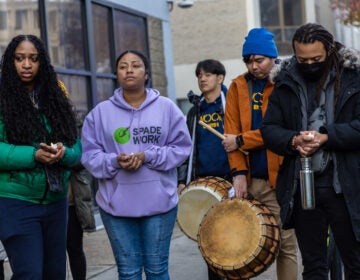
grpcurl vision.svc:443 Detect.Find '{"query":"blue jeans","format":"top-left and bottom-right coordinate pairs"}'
top-left (100, 206), bottom-right (178, 280)
top-left (0, 197), bottom-right (68, 280)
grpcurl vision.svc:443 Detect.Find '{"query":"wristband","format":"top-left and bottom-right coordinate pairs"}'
top-left (235, 134), bottom-right (244, 147)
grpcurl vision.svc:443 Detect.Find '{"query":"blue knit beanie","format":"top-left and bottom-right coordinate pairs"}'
top-left (242, 28), bottom-right (278, 58)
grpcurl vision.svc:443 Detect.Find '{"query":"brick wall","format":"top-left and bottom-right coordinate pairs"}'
top-left (148, 16), bottom-right (167, 97)
top-left (170, 0), bottom-right (249, 65)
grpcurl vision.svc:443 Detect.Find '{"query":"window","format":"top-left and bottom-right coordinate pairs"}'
top-left (57, 74), bottom-right (90, 119)
top-left (46, 0), bottom-right (87, 70)
top-left (114, 10), bottom-right (148, 57)
top-left (0, 2), bottom-right (40, 45)
top-left (260, 0), bottom-right (304, 55)
top-left (15, 10), bottom-right (27, 30)
top-left (177, 98), bottom-right (192, 115)
top-left (33, 10), bottom-right (39, 29)
top-left (0, 11), bottom-right (7, 30)
top-left (51, 46), bottom-right (59, 65)
top-left (48, 10), bottom-right (57, 32)
top-left (96, 78), bottom-right (116, 103)
top-left (92, 4), bottom-right (112, 74)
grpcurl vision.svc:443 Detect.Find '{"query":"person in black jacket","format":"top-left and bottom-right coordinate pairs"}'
top-left (67, 167), bottom-right (95, 280)
top-left (178, 60), bottom-right (230, 188)
top-left (67, 112), bottom-right (96, 280)
top-left (260, 23), bottom-right (360, 279)
top-left (177, 59), bottom-right (229, 280)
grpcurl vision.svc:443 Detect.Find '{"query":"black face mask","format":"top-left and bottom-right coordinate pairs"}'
top-left (297, 61), bottom-right (327, 81)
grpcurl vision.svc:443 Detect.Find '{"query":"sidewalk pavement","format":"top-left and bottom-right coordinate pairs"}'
top-left (3, 212), bottom-right (302, 280)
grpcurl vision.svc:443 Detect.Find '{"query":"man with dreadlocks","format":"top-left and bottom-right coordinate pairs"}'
top-left (0, 35), bottom-right (81, 279)
top-left (260, 23), bottom-right (360, 279)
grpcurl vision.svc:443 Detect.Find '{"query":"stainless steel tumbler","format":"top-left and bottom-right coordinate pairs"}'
top-left (300, 157), bottom-right (315, 210)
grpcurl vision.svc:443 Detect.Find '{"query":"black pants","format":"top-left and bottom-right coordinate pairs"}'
top-left (293, 188), bottom-right (360, 280)
top-left (67, 206), bottom-right (86, 280)
top-left (328, 229), bottom-right (344, 280)
top-left (0, 260), bottom-right (4, 280)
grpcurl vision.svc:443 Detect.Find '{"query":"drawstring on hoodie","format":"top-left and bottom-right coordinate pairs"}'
top-left (220, 90), bottom-right (226, 112)
top-left (127, 109), bottom-right (135, 132)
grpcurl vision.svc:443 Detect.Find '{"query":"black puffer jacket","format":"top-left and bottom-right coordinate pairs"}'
top-left (70, 168), bottom-right (96, 232)
top-left (260, 48), bottom-right (360, 241)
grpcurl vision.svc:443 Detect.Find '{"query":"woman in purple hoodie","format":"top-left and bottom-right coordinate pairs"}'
top-left (81, 50), bottom-right (192, 280)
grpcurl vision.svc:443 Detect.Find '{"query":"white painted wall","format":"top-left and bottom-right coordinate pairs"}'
top-left (174, 59), bottom-right (247, 99)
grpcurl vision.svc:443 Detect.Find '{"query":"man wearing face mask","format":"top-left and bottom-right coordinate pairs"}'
top-left (261, 23), bottom-right (360, 279)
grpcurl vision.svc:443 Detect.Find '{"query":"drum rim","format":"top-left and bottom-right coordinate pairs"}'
top-left (179, 185), bottom-right (226, 201)
top-left (177, 177), bottom-right (232, 241)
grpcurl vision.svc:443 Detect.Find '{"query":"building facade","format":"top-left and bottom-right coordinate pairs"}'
top-left (0, 0), bottom-right (175, 119)
top-left (170, 0), bottom-right (358, 113)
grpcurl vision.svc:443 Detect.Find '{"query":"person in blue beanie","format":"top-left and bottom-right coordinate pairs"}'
top-left (222, 27), bottom-right (298, 280)
top-left (241, 27), bottom-right (278, 58)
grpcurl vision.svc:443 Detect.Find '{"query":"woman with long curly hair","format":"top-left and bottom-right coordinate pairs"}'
top-left (0, 34), bottom-right (81, 279)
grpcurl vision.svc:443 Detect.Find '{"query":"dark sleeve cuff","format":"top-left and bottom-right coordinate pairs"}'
top-left (231, 170), bottom-right (247, 177)
top-left (319, 126), bottom-right (328, 134)
top-left (288, 132), bottom-right (300, 152)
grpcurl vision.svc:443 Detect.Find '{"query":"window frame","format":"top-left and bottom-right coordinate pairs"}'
top-left (259, 0), bottom-right (305, 55)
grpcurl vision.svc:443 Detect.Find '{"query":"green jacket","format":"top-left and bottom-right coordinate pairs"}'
top-left (0, 115), bottom-right (82, 204)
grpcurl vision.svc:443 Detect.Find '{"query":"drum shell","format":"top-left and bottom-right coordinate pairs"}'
top-left (198, 198), bottom-right (280, 279)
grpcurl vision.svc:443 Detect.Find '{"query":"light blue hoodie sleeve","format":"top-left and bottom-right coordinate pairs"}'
top-left (143, 101), bottom-right (192, 171)
top-left (81, 110), bottom-right (120, 179)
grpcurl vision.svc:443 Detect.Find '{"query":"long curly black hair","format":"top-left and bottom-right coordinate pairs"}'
top-left (0, 34), bottom-right (77, 146)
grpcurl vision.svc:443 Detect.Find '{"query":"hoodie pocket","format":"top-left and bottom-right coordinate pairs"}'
top-left (109, 177), bottom-right (174, 216)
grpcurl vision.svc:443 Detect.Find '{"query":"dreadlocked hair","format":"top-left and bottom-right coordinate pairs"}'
top-left (292, 23), bottom-right (343, 105)
top-left (0, 34), bottom-right (77, 146)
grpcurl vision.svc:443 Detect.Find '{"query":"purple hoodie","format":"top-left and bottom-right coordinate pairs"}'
top-left (81, 88), bottom-right (191, 217)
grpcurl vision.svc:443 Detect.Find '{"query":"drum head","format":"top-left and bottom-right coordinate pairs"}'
top-left (198, 199), bottom-right (264, 267)
top-left (198, 198), bottom-right (280, 278)
top-left (177, 186), bottom-right (223, 240)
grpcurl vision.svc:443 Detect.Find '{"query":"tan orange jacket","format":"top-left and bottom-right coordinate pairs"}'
top-left (224, 73), bottom-right (283, 188)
